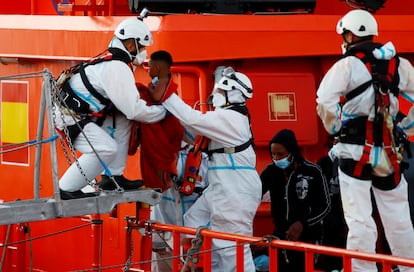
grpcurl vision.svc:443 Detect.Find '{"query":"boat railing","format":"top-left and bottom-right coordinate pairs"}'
top-left (142, 222), bottom-right (414, 272)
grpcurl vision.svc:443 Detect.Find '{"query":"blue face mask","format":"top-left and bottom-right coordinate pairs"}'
top-left (273, 155), bottom-right (292, 169)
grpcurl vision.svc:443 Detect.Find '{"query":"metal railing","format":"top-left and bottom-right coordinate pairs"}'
top-left (150, 222), bottom-right (414, 272)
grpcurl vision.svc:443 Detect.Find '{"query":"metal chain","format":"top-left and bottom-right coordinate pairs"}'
top-left (123, 227), bottom-right (135, 272)
top-left (49, 75), bottom-right (93, 186)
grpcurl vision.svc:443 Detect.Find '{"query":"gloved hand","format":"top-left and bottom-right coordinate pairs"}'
top-left (395, 124), bottom-right (412, 159)
top-left (395, 125), bottom-right (409, 146)
top-left (395, 124), bottom-right (405, 137)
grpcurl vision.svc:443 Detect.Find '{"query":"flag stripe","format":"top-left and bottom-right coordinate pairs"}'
top-left (1, 82), bottom-right (28, 103)
top-left (1, 81), bottom-right (29, 164)
top-left (2, 102), bottom-right (29, 143)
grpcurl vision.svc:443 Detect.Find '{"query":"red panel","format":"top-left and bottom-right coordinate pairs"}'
top-left (1, 142), bottom-right (29, 165)
top-left (249, 72), bottom-right (318, 147)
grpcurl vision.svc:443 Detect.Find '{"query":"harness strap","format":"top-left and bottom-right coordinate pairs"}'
top-left (344, 80), bottom-right (373, 102)
top-left (79, 63), bottom-right (110, 106)
top-left (66, 47), bottom-right (133, 108)
top-left (55, 118), bottom-right (92, 145)
top-left (206, 138), bottom-right (253, 157)
top-left (341, 46), bottom-right (400, 106)
top-left (353, 116), bottom-right (400, 183)
top-left (353, 120), bottom-right (373, 177)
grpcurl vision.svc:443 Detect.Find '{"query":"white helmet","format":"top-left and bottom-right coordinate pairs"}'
top-left (214, 67), bottom-right (253, 99)
top-left (336, 9), bottom-right (378, 37)
top-left (114, 18), bottom-right (153, 46)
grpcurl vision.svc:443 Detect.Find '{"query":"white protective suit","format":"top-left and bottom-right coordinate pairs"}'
top-left (317, 41), bottom-right (414, 272)
top-left (151, 144), bottom-right (209, 226)
top-left (151, 144), bottom-right (209, 272)
top-left (56, 38), bottom-right (166, 192)
top-left (162, 93), bottom-right (262, 272)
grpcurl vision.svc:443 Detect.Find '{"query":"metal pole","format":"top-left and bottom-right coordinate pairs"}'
top-left (33, 72), bottom-right (48, 199)
top-left (43, 69), bottom-right (63, 216)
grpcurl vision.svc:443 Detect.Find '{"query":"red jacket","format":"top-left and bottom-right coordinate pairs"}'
top-left (129, 80), bottom-right (184, 191)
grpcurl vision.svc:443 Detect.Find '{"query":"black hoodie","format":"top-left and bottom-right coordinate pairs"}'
top-left (260, 129), bottom-right (331, 241)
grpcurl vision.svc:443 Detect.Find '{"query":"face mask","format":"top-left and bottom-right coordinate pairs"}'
top-left (273, 156), bottom-right (292, 169)
top-left (212, 92), bottom-right (227, 108)
top-left (133, 49), bottom-right (147, 66)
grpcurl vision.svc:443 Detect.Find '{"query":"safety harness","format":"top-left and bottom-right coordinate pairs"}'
top-left (57, 47), bottom-right (132, 114)
top-left (206, 104), bottom-right (255, 157)
top-left (56, 47), bottom-right (132, 141)
top-left (339, 43), bottom-right (405, 190)
top-left (178, 104), bottom-right (255, 195)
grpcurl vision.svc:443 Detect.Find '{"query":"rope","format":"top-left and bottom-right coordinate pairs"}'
top-left (0, 136), bottom-right (58, 154)
top-left (261, 235), bottom-right (289, 263)
top-left (122, 226), bottom-right (135, 272)
top-left (0, 71), bottom-right (44, 80)
top-left (181, 226), bottom-right (208, 272)
top-left (0, 222), bottom-right (92, 248)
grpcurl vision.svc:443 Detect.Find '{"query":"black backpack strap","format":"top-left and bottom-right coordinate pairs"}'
top-left (77, 47), bottom-right (132, 106)
top-left (344, 80), bottom-right (373, 102)
top-left (108, 47), bottom-right (133, 64)
top-left (342, 43), bottom-right (400, 104)
top-left (79, 63), bottom-right (110, 106)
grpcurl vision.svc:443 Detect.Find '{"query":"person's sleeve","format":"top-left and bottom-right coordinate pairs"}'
top-left (162, 93), bottom-right (245, 144)
top-left (316, 59), bottom-right (350, 135)
top-left (260, 168), bottom-right (270, 197)
top-left (307, 164), bottom-right (331, 226)
top-left (396, 58), bottom-right (414, 136)
top-left (103, 62), bottom-right (166, 123)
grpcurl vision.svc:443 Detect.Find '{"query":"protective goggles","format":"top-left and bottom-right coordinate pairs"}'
top-left (222, 67), bottom-right (252, 94)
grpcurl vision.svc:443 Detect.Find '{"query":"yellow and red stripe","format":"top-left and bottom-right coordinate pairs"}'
top-left (1, 81), bottom-right (29, 165)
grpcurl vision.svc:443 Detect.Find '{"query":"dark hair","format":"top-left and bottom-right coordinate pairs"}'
top-left (269, 129), bottom-right (304, 162)
top-left (150, 50), bottom-right (173, 67)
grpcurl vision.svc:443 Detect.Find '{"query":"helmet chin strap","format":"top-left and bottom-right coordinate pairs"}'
top-left (130, 39), bottom-right (139, 58)
top-left (224, 91), bottom-right (231, 107)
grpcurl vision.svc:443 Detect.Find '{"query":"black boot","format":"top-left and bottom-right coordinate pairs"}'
top-left (99, 175), bottom-right (144, 190)
top-left (60, 189), bottom-right (98, 200)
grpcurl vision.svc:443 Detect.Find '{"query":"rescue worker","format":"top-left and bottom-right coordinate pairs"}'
top-left (151, 138), bottom-right (209, 272)
top-left (316, 9), bottom-right (414, 272)
top-left (260, 129), bottom-right (330, 272)
top-left (316, 137), bottom-right (347, 272)
top-left (152, 66), bottom-right (262, 271)
top-left (151, 139), bottom-right (209, 228)
top-left (55, 17), bottom-right (166, 199)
